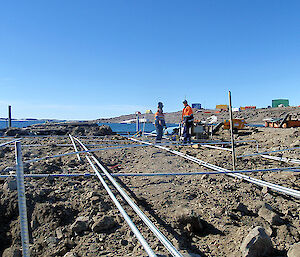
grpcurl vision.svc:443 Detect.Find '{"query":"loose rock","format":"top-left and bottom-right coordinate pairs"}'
top-left (70, 216), bottom-right (89, 233)
top-left (258, 203), bottom-right (284, 225)
top-left (240, 226), bottom-right (273, 257)
top-left (92, 216), bottom-right (117, 233)
top-left (287, 242), bottom-right (300, 257)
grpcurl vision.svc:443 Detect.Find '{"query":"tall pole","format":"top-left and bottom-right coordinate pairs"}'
top-left (15, 141), bottom-right (30, 257)
top-left (136, 113), bottom-right (140, 133)
top-left (8, 105), bottom-right (12, 128)
top-left (228, 91), bottom-right (236, 170)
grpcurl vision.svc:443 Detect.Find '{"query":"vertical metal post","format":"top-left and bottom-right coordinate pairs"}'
top-left (136, 113), bottom-right (140, 133)
top-left (8, 105), bottom-right (12, 128)
top-left (228, 91), bottom-right (236, 170)
top-left (15, 141), bottom-right (30, 257)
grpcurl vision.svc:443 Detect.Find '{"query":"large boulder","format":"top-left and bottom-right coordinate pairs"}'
top-left (288, 242), bottom-right (300, 257)
top-left (240, 226), bottom-right (273, 257)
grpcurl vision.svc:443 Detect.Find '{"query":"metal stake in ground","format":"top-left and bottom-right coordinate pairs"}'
top-left (15, 141), bottom-right (30, 257)
top-left (228, 91), bottom-right (236, 170)
top-left (8, 105), bottom-right (12, 128)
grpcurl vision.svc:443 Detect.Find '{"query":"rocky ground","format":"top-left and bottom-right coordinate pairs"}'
top-left (96, 106), bottom-right (300, 125)
top-left (0, 124), bottom-right (299, 257)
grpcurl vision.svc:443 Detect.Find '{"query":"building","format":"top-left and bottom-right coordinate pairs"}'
top-left (272, 99), bottom-right (289, 107)
top-left (216, 104), bottom-right (228, 111)
top-left (192, 103), bottom-right (202, 109)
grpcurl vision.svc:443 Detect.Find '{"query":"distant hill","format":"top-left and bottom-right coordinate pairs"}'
top-left (96, 106), bottom-right (300, 125)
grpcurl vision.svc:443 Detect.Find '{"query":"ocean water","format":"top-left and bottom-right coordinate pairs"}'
top-left (98, 122), bottom-right (178, 133)
top-left (0, 120), bottom-right (48, 129)
top-left (0, 120), bottom-right (179, 133)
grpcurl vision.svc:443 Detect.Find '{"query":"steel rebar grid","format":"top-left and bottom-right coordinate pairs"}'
top-left (72, 136), bottom-right (183, 257)
top-left (15, 142), bottom-right (30, 257)
top-left (130, 138), bottom-right (300, 199)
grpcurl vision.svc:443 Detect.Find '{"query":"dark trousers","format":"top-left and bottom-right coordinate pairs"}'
top-left (183, 122), bottom-right (192, 143)
top-left (156, 125), bottom-right (163, 142)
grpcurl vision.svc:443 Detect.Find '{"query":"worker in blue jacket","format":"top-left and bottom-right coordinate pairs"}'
top-left (154, 107), bottom-right (166, 143)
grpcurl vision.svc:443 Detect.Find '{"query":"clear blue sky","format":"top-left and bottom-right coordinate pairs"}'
top-left (0, 0), bottom-right (299, 120)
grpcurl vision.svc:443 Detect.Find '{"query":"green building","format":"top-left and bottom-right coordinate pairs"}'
top-left (272, 99), bottom-right (289, 107)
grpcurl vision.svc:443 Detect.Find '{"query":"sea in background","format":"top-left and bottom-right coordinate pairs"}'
top-left (0, 120), bottom-right (50, 129)
top-left (0, 120), bottom-right (179, 133)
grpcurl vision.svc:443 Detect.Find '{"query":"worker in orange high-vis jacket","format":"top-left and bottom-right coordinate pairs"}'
top-left (154, 107), bottom-right (166, 143)
top-left (182, 100), bottom-right (194, 143)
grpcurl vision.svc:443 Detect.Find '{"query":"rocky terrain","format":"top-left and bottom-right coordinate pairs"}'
top-left (0, 124), bottom-right (299, 256)
top-left (0, 123), bottom-right (113, 137)
top-left (96, 106), bottom-right (300, 125)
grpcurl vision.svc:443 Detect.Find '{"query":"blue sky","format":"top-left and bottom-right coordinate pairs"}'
top-left (0, 0), bottom-right (299, 120)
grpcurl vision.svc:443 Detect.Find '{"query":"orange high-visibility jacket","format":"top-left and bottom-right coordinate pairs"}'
top-left (182, 105), bottom-right (193, 120)
top-left (154, 111), bottom-right (166, 126)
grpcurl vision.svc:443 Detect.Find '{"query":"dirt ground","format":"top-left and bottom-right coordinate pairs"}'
top-left (0, 126), bottom-right (299, 257)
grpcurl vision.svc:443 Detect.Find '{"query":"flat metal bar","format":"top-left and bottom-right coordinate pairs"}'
top-left (15, 142), bottom-right (30, 257)
top-left (73, 137), bottom-right (183, 257)
top-left (130, 138), bottom-right (300, 199)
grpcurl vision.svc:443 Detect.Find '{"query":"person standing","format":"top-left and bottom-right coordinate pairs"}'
top-left (182, 100), bottom-right (194, 143)
top-left (154, 107), bottom-right (166, 143)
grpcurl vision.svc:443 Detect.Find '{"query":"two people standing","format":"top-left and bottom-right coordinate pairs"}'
top-left (154, 100), bottom-right (194, 144)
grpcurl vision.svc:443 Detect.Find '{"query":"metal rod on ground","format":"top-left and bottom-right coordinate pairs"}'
top-left (85, 157), bottom-right (157, 257)
top-left (261, 155), bottom-right (300, 165)
top-left (0, 138), bottom-right (22, 148)
top-left (69, 134), bottom-right (81, 162)
top-left (2, 166), bottom-right (300, 179)
top-left (200, 144), bottom-right (232, 151)
top-left (130, 138), bottom-right (300, 199)
top-left (228, 91), bottom-right (236, 170)
top-left (24, 144), bottom-right (146, 164)
top-left (15, 142), bottom-right (30, 257)
top-left (8, 105), bottom-right (12, 128)
top-left (73, 137), bottom-right (183, 257)
top-left (237, 146), bottom-right (300, 158)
